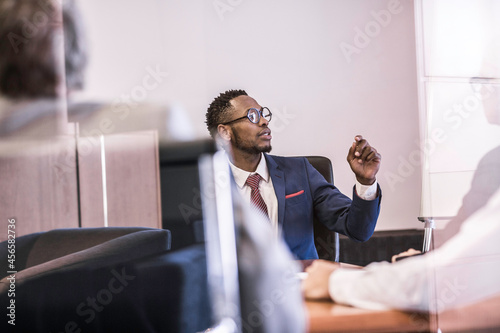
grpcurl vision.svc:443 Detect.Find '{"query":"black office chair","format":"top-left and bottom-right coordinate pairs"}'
top-left (304, 156), bottom-right (340, 262)
top-left (158, 139), bottom-right (218, 250)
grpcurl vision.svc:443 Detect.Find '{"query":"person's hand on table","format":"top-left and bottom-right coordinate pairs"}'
top-left (302, 259), bottom-right (340, 300)
top-left (391, 248), bottom-right (422, 263)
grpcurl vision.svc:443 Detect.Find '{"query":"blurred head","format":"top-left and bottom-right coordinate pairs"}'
top-left (0, 0), bottom-right (87, 99)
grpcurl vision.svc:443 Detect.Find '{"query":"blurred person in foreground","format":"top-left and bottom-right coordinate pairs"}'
top-left (205, 89), bottom-right (382, 260)
top-left (302, 186), bottom-right (500, 312)
top-left (392, 66), bottom-right (500, 262)
top-left (0, 0), bottom-right (76, 139)
top-left (0, 0), bottom-right (192, 146)
top-left (436, 76), bottom-right (500, 245)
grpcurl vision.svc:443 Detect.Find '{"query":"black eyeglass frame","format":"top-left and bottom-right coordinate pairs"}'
top-left (221, 107), bottom-right (272, 126)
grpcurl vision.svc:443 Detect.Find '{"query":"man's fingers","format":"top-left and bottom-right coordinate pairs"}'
top-left (347, 141), bottom-right (357, 161)
top-left (361, 150), bottom-right (375, 163)
top-left (360, 147), bottom-right (379, 162)
top-left (354, 139), bottom-right (368, 157)
top-left (348, 136), bottom-right (381, 165)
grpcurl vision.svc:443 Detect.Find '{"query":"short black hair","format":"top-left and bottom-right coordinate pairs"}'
top-left (205, 89), bottom-right (247, 138)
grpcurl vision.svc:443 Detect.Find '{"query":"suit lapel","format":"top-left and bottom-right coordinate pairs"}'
top-left (265, 154), bottom-right (285, 228)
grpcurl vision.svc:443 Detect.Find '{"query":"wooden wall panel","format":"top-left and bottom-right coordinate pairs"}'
top-left (102, 131), bottom-right (161, 228)
top-left (0, 137), bottom-right (79, 241)
top-left (0, 130), bottom-right (161, 241)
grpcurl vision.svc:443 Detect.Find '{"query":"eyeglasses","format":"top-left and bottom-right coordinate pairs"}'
top-left (221, 107), bottom-right (272, 126)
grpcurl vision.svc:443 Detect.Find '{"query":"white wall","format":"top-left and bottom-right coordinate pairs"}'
top-left (78, 0), bottom-right (421, 231)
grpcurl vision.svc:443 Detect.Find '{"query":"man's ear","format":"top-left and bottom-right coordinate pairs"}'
top-left (217, 124), bottom-right (232, 142)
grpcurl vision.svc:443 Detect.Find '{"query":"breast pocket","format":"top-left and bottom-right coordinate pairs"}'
top-left (285, 190), bottom-right (306, 207)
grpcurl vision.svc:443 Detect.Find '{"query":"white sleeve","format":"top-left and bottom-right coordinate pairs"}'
top-left (329, 259), bottom-right (430, 312)
top-left (329, 189), bottom-right (500, 312)
top-left (355, 180), bottom-right (378, 200)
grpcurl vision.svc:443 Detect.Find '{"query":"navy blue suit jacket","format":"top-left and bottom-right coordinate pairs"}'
top-left (265, 154), bottom-right (381, 259)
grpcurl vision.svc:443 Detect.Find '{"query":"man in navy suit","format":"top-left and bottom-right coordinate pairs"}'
top-left (205, 90), bottom-right (382, 259)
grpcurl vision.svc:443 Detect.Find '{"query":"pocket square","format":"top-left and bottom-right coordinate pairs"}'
top-left (285, 190), bottom-right (304, 199)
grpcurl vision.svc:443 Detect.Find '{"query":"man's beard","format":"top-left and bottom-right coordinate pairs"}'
top-left (233, 129), bottom-right (272, 155)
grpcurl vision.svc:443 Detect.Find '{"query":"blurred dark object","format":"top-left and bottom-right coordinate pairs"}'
top-left (159, 139), bottom-right (218, 250)
top-left (339, 229), bottom-right (425, 266)
top-left (0, 228), bottom-right (211, 333)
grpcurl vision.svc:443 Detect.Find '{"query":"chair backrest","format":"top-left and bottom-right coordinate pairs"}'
top-left (305, 156), bottom-right (334, 183)
top-left (304, 156), bottom-right (340, 262)
top-left (158, 139), bottom-right (218, 250)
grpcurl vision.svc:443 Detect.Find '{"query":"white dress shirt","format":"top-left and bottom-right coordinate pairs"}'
top-left (228, 153), bottom-right (379, 236)
top-left (229, 154), bottom-right (280, 235)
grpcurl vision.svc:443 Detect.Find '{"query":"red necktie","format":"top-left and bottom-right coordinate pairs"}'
top-left (246, 173), bottom-right (269, 219)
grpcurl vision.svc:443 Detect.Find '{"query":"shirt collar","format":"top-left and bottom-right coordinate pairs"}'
top-left (228, 153), bottom-right (270, 189)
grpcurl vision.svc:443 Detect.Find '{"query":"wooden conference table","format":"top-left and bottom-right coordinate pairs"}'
top-left (306, 295), bottom-right (500, 333)
top-left (301, 261), bottom-right (428, 332)
top-left (306, 300), bottom-right (429, 333)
